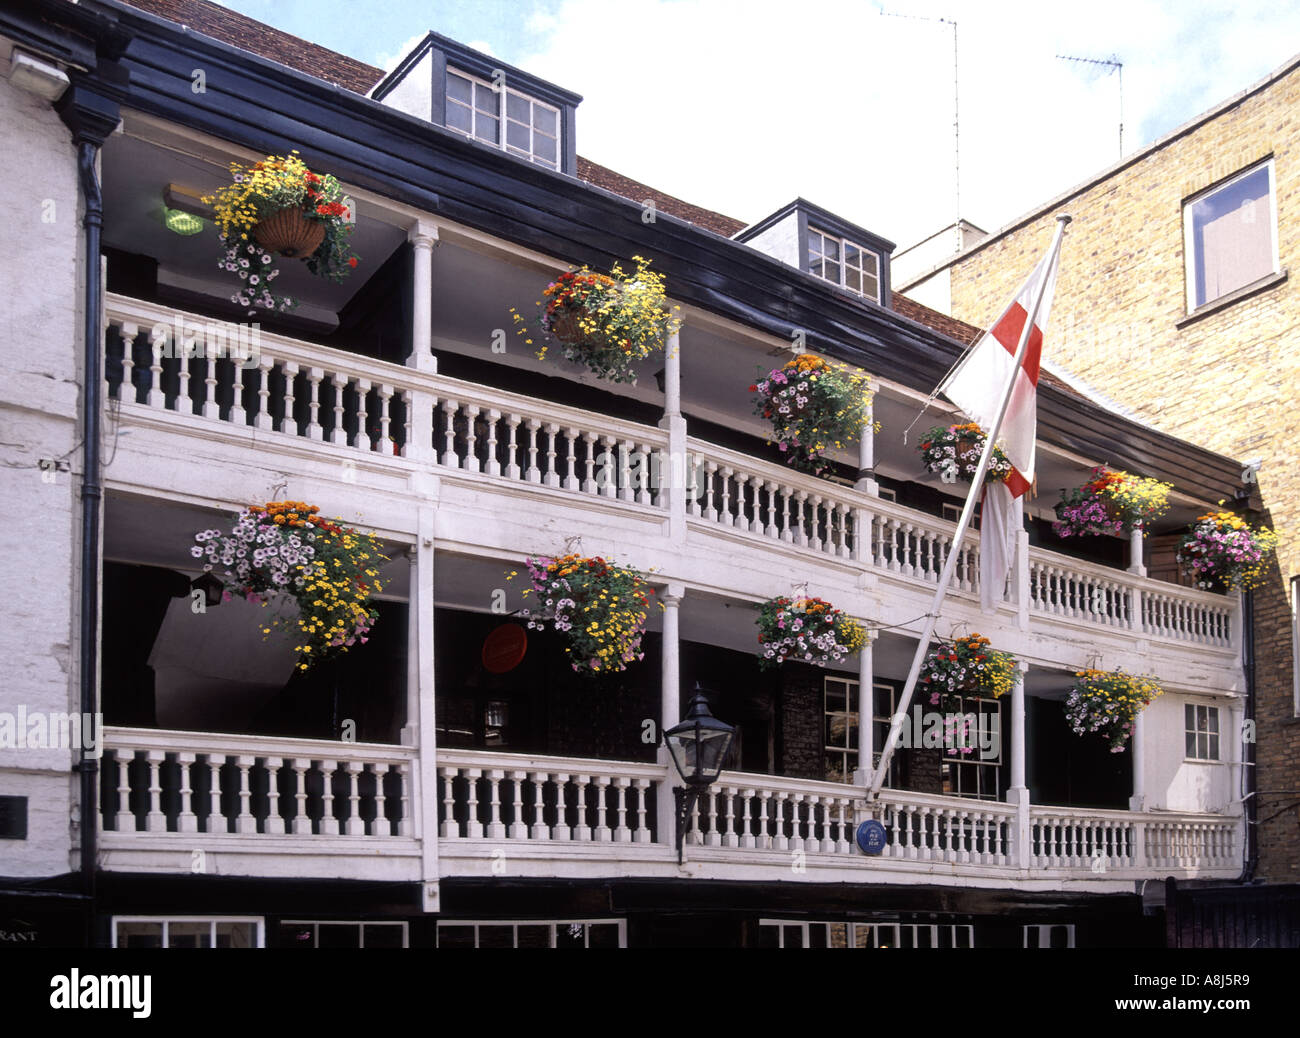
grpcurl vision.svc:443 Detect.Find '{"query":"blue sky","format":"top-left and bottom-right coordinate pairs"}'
top-left (215, 1), bottom-right (1300, 248)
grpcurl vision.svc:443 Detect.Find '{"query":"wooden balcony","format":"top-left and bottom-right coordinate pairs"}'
top-left (97, 730), bottom-right (1241, 888)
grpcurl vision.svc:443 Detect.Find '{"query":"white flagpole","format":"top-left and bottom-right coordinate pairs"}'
top-left (869, 213), bottom-right (1071, 798)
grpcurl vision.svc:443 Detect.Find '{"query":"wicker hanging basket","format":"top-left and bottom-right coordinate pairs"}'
top-left (252, 207), bottom-right (326, 258)
top-left (547, 306), bottom-right (585, 344)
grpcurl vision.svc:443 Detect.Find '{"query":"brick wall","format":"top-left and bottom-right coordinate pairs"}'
top-left (942, 58), bottom-right (1300, 878)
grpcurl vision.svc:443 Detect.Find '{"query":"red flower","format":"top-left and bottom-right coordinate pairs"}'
top-left (348, 257), bottom-right (358, 268)
top-left (748, 384), bottom-right (758, 393)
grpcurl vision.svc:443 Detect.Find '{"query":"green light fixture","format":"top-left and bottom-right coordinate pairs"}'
top-left (164, 206), bottom-right (205, 236)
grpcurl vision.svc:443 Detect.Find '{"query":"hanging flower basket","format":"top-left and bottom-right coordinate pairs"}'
top-left (1175, 511), bottom-right (1278, 592)
top-left (202, 151), bottom-right (359, 316)
top-left (510, 554), bottom-right (655, 673)
top-left (1065, 669), bottom-right (1163, 753)
top-left (918, 423), bottom-right (1013, 485)
top-left (918, 634), bottom-right (1017, 712)
top-left (510, 256), bottom-right (679, 384)
top-left (192, 501), bottom-right (387, 671)
top-left (755, 596), bottom-right (865, 670)
top-left (749, 354), bottom-right (878, 477)
top-left (1052, 466), bottom-right (1171, 538)
top-left (252, 206), bottom-right (327, 258)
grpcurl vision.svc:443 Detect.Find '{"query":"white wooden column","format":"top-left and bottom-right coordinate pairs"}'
top-left (854, 378), bottom-right (879, 495)
top-left (413, 504), bottom-right (440, 912)
top-left (854, 629), bottom-right (878, 786)
top-left (1128, 522), bottom-right (1147, 577)
top-left (1006, 661), bottom-right (1031, 869)
top-left (406, 221), bottom-right (438, 463)
top-left (657, 583), bottom-right (684, 855)
top-left (1129, 706), bottom-right (1146, 812)
top-left (658, 323), bottom-right (687, 541)
top-left (1013, 526), bottom-right (1031, 630)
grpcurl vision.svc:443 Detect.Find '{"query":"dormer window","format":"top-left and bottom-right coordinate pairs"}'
top-left (809, 227), bottom-right (880, 302)
top-left (446, 69), bottom-right (561, 170)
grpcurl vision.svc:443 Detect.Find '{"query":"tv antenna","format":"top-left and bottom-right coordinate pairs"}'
top-left (881, 9), bottom-right (960, 253)
top-left (1057, 53), bottom-right (1124, 158)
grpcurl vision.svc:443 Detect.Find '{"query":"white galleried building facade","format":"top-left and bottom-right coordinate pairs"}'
top-left (0, 0), bottom-right (1255, 949)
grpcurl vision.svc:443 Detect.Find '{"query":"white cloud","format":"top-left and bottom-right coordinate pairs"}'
top-left (375, 32), bottom-right (429, 73)
top-left (516, 0), bottom-right (1300, 249)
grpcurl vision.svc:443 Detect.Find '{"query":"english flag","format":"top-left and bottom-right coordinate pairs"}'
top-left (940, 240), bottom-right (1063, 609)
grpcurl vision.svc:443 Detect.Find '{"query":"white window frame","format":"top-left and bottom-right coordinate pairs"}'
top-left (445, 67), bottom-right (561, 170)
top-left (1184, 702), bottom-right (1221, 762)
top-left (435, 919), bottom-right (626, 948)
top-left (1023, 924), bottom-right (1076, 948)
top-left (759, 919), bottom-right (974, 948)
top-left (111, 916), bottom-right (265, 948)
top-left (939, 692), bottom-right (1003, 801)
top-left (807, 226), bottom-right (881, 303)
top-left (278, 920), bottom-right (409, 948)
top-left (1181, 158), bottom-right (1279, 313)
top-left (823, 678), bottom-right (900, 787)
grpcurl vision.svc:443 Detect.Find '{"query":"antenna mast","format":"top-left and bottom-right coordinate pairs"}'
top-left (1057, 53), bottom-right (1124, 157)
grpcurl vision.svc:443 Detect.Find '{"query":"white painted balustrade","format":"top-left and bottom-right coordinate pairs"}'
top-left (103, 293), bottom-right (1239, 653)
top-left (869, 791), bottom-right (1016, 866)
top-left (101, 727), bottom-right (415, 838)
top-left (685, 439), bottom-right (859, 559)
top-left (436, 750), bottom-right (662, 844)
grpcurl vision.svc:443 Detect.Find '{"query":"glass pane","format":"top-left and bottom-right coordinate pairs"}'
top-left (168, 921), bottom-right (212, 948)
top-left (826, 687), bottom-right (846, 712)
top-left (437, 925), bottom-right (475, 949)
top-left (516, 925), bottom-right (550, 948)
top-left (507, 119), bottom-right (530, 150)
top-left (862, 251), bottom-right (879, 276)
top-left (1050, 926), bottom-right (1070, 949)
top-left (757, 925), bottom-right (779, 949)
top-left (1208, 734), bottom-right (1219, 760)
top-left (809, 924), bottom-right (828, 948)
top-left (533, 105), bottom-right (557, 135)
top-left (555, 922), bottom-right (587, 948)
top-left (845, 242), bottom-right (861, 265)
top-left (279, 924), bottom-right (315, 948)
top-left (823, 260), bottom-right (841, 285)
top-left (1185, 704), bottom-right (1194, 730)
top-left (363, 924), bottom-right (404, 949)
top-left (1207, 709), bottom-right (1219, 734)
top-left (588, 924), bottom-right (620, 949)
top-left (478, 925), bottom-right (514, 949)
top-left (863, 273), bottom-right (879, 301)
top-left (955, 927), bottom-right (972, 948)
top-left (446, 101), bottom-right (472, 133)
top-left (808, 232), bottom-right (824, 258)
top-left (118, 922), bottom-right (163, 948)
top-left (318, 924), bottom-right (361, 949)
top-left (506, 91), bottom-right (530, 122)
top-left (845, 268), bottom-right (861, 293)
top-left (1186, 730), bottom-right (1197, 758)
top-left (474, 82), bottom-right (497, 114)
top-left (447, 72), bottom-right (472, 104)
top-left (782, 925), bottom-right (804, 949)
top-left (534, 135), bottom-right (557, 163)
top-left (822, 237), bottom-right (841, 262)
top-left (214, 921), bottom-right (255, 948)
top-left (476, 115), bottom-right (499, 144)
top-left (1190, 164), bottom-right (1273, 306)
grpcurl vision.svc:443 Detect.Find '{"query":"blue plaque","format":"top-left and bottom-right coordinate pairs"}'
top-left (856, 819), bottom-right (887, 856)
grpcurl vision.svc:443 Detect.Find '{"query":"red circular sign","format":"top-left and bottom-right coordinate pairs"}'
top-left (482, 623), bottom-right (528, 674)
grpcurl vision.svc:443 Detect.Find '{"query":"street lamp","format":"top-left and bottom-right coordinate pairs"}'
top-left (664, 683), bottom-right (735, 864)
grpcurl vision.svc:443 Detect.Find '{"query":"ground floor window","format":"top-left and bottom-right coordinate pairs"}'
top-left (758, 919), bottom-right (974, 948)
top-left (436, 920), bottom-right (625, 948)
top-left (1023, 924), bottom-right (1075, 948)
top-left (278, 921), bottom-right (408, 948)
top-left (112, 917), bottom-right (263, 948)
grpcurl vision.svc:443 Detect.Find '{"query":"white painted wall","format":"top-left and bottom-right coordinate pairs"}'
top-left (377, 50), bottom-right (432, 121)
top-left (741, 211), bottom-right (799, 267)
top-left (1141, 692), bottom-right (1236, 813)
top-left (0, 61), bottom-right (81, 877)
